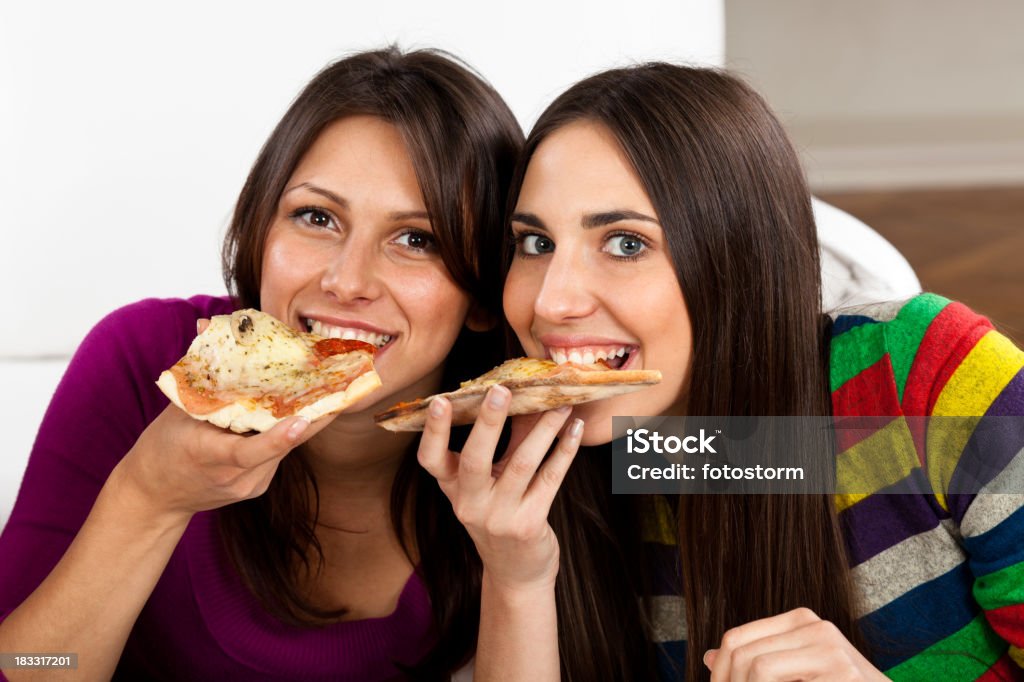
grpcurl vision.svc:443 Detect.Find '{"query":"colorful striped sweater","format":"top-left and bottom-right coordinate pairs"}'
top-left (646, 294), bottom-right (1024, 680)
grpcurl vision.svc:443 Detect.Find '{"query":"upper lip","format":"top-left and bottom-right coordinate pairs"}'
top-left (301, 314), bottom-right (397, 336)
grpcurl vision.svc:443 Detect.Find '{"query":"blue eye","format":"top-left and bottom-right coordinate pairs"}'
top-left (394, 230), bottom-right (436, 252)
top-left (604, 234), bottom-right (647, 258)
top-left (518, 233), bottom-right (555, 256)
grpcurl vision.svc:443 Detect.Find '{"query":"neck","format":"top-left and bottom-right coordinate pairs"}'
top-left (302, 413), bottom-right (416, 533)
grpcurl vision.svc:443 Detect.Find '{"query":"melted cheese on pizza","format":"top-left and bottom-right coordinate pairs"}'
top-left (167, 310), bottom-right (375, 417)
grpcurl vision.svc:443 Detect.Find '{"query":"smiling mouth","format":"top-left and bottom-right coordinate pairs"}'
top-left (305, 319), bottom-right (394, 348)
top-left (545, 345), bottom-right (637, 370)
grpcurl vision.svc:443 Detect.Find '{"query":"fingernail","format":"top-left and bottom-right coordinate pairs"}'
top-left (430, 397), bottom-right (446, 417)
top-left (288, 417), bottom-right (310, 441)
top-left (555, 406), bottom-right (571, 416)
top-left (196, 320), bottom-right (203, 334)
top-left (570, 418), bottom-right (584, 439)
top-left (487, 385), bottom-right (509, 408)
top-left (703, 649), bottom-right (717, 668)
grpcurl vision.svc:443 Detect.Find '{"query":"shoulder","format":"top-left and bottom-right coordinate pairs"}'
top-left (92, 295), bottom-right (236, 341)
top-left (85, 295), bottom-right (236, 363)
top-left (829, 293), bottom-right (1024, 417)
top-left (62, 295), bottom-right (237, 421)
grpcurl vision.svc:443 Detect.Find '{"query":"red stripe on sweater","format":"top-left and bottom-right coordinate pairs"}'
top-left (985, 603), bottom-right (1024, 647)
top-left (832, 355), bottom-right (902, 452)
top-left (900, 302), bottom-right (991, 458)
top-left (976, 652), bottom-right (1019, 682)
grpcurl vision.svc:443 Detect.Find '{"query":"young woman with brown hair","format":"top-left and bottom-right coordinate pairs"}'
top-left (420, 63), bottom-right (1024, 681)
top-left (0, 47), bottom-right (579, 681)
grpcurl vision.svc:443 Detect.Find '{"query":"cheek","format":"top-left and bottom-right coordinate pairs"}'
top-left (397, 269), bottom-right (471, 340)
top-left (502, 268), bottom-right (537, 346)
top-left (258, 235), bottom-right (295, 310)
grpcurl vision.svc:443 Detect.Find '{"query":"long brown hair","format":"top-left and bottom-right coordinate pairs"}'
top-left (219, 47), bottom-right (523, 677)
top-left (505, 64), bottom-right (864, 680)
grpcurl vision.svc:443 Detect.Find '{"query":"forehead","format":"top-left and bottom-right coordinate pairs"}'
top-left (519, 120), bottom-right (654, 215)
top-left (288, 115), bottom-right (424, 202)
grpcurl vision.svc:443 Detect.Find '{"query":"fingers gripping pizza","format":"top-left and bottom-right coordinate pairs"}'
top-left (157, 309), bottom-right (382, 433)
top-left (374, 357), bottom-right (661, 432)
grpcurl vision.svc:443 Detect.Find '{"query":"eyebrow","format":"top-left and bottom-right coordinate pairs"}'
top-left (510, 210), bottom-right (660, 230)
top-left (284, 183), bottom-right (430, 222)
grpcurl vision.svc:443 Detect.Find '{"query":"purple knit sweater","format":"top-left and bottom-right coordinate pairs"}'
top-left (0, 296), bottom-right (436, 681)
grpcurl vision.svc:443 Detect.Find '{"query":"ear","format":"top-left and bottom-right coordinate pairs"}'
top-left (465, 302), bottom-right (497, 332)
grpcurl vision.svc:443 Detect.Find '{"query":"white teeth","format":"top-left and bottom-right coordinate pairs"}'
top-left (307, 319), bottom-right (392, 348)
top-left (547, 346), bottom-right (630, 366)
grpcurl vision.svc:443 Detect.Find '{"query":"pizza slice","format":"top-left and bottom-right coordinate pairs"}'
top-left (157, 309), bottom-right (382, 433)
top-left (374, 357), bottom-right (661, 432)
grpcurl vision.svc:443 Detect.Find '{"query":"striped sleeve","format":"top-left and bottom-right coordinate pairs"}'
top-left (917, 306), bottom-right (1024, 669)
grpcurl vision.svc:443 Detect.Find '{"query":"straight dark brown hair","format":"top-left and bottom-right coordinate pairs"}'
top-left (219, 47), bottom-right (522, 678)
top-left (504, 63), bottom-right (865, 681)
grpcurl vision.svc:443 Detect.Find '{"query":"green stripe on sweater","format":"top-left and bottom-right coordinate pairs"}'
top-left (887, 294), bottom-right (951, 402)
top-left (886, 613), bottom-right (1005, 680)
top-left (830, 323), bottom-right (887, 393)
top-left (973, 560), bottom-right (1024, 610)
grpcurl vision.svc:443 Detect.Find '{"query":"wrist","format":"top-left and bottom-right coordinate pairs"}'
top-left (481, 567), bottom-right (558, 604)
top-left (106, 461), bottom-right (193, 533)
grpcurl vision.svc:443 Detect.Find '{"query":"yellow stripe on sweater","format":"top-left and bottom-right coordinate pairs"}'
top-left (929, 331), bottom-right (1024, 510)
top-left (641, 495), bottom-right (677, 546)
top-left (835, 417), bottom-right (920, 512)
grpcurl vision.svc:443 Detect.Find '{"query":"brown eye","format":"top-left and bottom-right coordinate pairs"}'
top-left (394, 230), bottom-right (436, 252)
top-left (292, 208), bottom-right (336, 230)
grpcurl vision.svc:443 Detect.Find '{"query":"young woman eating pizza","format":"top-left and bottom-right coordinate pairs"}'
top-left (418, 64), bottom-right (1024, 680)
top-left (0, 48), bottom-right (587, 681)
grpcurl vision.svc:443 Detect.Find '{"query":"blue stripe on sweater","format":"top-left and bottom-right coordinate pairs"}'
top-left (962, 504), bottom-right (1024, 578)
top-left (859, 562), bottom-right (979, 670)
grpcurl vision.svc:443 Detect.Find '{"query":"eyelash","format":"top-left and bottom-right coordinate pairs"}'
top-left (511, 231), bottom-right (550, 259)
top-left (605, 231), bottom-right (650, 262)
top-left (511, 230), bottom-right (650, 262)
top-left (289, 206), bottom-right (435, 253)
top-left (394, 229), bottom-right (437, 253)
top-left (290, 206), bottom-right (337, 231)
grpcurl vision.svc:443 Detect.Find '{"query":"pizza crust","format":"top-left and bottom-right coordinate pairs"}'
top-left (374, 364), bottom-right (661, 432)
top-left (158, 366), bottom-right (382, 434)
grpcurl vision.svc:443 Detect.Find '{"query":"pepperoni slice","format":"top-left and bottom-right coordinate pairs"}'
top-left (313, 338), bottom-right (377, 360)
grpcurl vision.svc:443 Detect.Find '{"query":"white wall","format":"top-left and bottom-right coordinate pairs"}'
top-left (0, 1), bottom-right (725, 523)
top-left (726, 0), bottom-right (1024, 190)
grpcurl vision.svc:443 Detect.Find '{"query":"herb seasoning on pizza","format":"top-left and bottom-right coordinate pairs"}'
top-left (157, 309), bottom-right (382, 433)
top-left (374, 357), bottom-right (661, 432)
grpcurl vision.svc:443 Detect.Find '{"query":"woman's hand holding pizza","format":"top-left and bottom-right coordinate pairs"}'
top-left (418, 385), bottom-right (582, 680)
top-left (114, 318), bottom-right (333, 522)
top-left (417, 385), bottom-right (583, 590)
top-left (115, 406), bottom-right (330, 522)
top-left (703, 608), bottom-right (886, 681)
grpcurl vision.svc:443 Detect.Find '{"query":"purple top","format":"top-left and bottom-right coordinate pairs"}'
top-left (0, 296), bottom-right (436, 681)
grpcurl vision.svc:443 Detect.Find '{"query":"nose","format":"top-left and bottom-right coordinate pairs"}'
top-left (533, 249), bottom-right (598, 322)
top-left (319, 236), bottom-right (383, 304)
